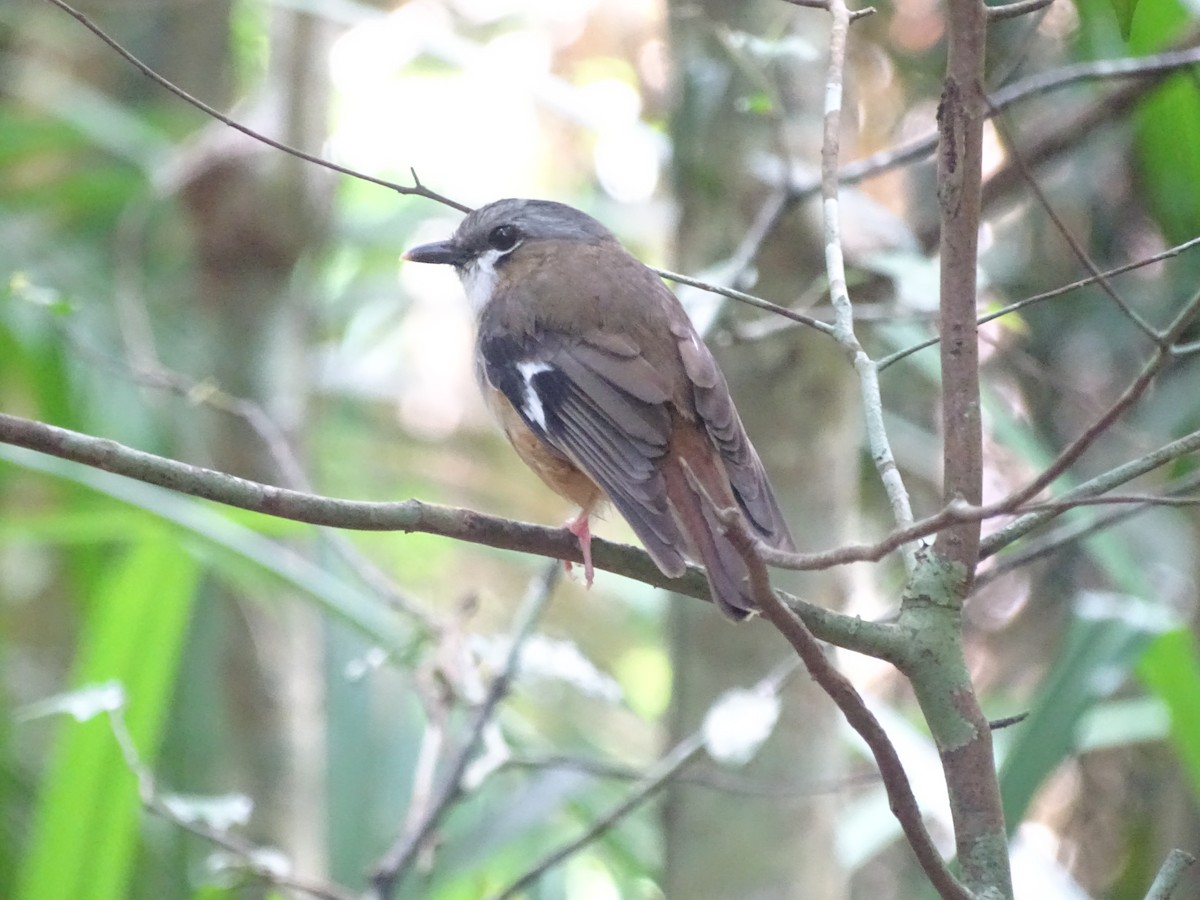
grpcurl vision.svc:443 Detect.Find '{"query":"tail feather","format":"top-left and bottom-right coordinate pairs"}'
top-left (660, 423), bottom-right (765, 620)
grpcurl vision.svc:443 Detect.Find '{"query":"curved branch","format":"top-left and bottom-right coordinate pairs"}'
top-left (0, 412), bottom-right (896, 653)
top-left (41, 0), bottom-right (469, 213)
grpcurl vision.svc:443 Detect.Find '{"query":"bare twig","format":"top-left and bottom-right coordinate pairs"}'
top-left (1145, 849), bottom-right (1197, 900)
top-left (814, 0), bottom-right (917, 570)
top-left (39, 0), bottom-right (1200, 344)
top-left (997, 287), bottom-right (1200, 513)
top-left (779, 0), bottom-right (876, 20)
top-left (988, 42), bottom-right (1200, 109)
top-left (986, 98), bottom-right (1162, 345)
top-left (652, 266), bottom-right (835, 336)
top-left (369, 562), bottom-right (560, 898)
top-left (503, 753), bottom-right (880, 797)
top-left (105, 707), bottom-right (355, 900)
top-left (987, 712), bottom-right (1029, 730)
top-left (986, 0), bottom-right (1055, 22)
top-left (43, 316), bottom-right (441, 633)
top-left (977, 469), bottom-right (1200, 587)
top-left (40, 0), bottom-right (469, 212)
top-left (981, 427), bottom-right (1200, 557)
top-left (876, 233), bottom-right (1200, 371)
top-left (491, 659), bottom-right (799, 898)
top-left (491, 735), bottom-right (705, 899)
top-left (785, 44), bottom-right (1200, 205)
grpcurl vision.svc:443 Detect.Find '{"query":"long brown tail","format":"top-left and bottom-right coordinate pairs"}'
top-left (660, 424), bottom-right (761, 620)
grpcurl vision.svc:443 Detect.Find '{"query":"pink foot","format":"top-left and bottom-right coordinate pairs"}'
top-left (565, 513), bottom-right (594, 587)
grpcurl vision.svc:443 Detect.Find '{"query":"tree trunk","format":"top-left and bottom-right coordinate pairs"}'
top-left (663, 3), bottom-right (858, 897)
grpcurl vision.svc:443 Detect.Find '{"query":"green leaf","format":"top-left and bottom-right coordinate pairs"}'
top-left (0, 445), bottom-right (415, 658)
top-left (15, 534), bottom-right (198, 900)
top-left (998, 592), bottom-right (1173, 831)
top-left (1137, 628), bottom-right (1200, 799)
top-left (1128, 0), bottom-right (1200, 244)
top-left (1110, 0), bottom-right (1140, 39)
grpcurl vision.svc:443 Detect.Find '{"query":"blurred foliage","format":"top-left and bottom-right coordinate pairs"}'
top-left (1, 1), bottom-right (1199, 899)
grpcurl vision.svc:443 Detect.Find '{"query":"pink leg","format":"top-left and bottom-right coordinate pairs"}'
top-left (565, 512), bottom-right (595, 587)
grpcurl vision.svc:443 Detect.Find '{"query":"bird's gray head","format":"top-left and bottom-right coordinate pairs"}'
top-left (404, 199), bottom-right (616, 312)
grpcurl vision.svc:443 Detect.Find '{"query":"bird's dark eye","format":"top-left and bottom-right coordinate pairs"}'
top-left (487, 224), bottom-right (522, 252)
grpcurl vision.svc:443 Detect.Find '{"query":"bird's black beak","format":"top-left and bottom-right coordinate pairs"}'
top-left (403, 239), bottom-right (472, 267)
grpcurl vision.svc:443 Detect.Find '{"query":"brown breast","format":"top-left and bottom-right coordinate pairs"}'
top-left (485, 384), bottom-right (606, 513)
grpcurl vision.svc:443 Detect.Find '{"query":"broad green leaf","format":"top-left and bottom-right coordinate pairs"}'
top-left (15, 534), bottom-right (198, 900)
top-left (1137, 628), bottom-right (1200, 799)
top-left (0, 445), bottom-right (415, 657)
top-left (998, 592), bottom-right (1174, 831)
top-left (1128, 0), bottom-right (1200, 244)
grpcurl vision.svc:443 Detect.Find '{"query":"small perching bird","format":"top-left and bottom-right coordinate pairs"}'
top-left (404, 199), bottom-right (794, 620)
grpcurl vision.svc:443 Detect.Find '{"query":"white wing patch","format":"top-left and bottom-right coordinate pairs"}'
top-left (516, 360), bottom-right (554, 428)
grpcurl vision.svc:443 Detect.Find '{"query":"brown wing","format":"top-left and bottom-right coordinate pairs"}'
top-left (670, 317), bottom-right (796, 553)
top-left (477, 252), bottom-right (794, 618)
top-left (478, 326), bottom-right (693, 580)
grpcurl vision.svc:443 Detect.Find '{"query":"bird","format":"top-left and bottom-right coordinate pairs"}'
top-left (404, 198), bottom-right (795, 620)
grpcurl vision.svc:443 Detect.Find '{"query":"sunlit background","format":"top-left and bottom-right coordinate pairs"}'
top-left (2, 0), bottom-right (1199, 898)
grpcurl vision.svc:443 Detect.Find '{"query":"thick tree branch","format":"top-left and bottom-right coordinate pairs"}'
top-left (931, 0), bottom-right (986, 576)
top-left (922, 2), bottom-right (1010, 896)
top-left (0, 412), bottom-right (898, 653)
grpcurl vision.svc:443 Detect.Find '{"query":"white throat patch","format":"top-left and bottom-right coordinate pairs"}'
top-left (459, 247), bottom-right (509, 314)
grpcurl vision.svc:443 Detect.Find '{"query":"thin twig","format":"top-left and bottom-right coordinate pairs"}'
top-left (986, 98), bottom-right (1163, 345)
top-left (105, 707), bottom-right (356, 900)
top-left (988, 43), bottom-right (1200, 109)
top-left (779, 0), bottom-right (877, 20)
top-left (44, 315), bottom-right (441, 633)
top-left (998, 287), bottom-right (1200, 513)
top-left (502, 753), bottom-right (880, 797)
top-left (491, 659), bottom-right (799, 898)
top-left (41, 0), bottom-right (1200, 343)
top-left (977, 469), bottom-right (1200, 587)
top-left (876, 233), bottom-right (1200, 371)
top-left (784, 45), bottom-right (1200, 205)
top-left (653, 266), bottom-right (835, 335)
top-left (40, 0), bottom-right (469, 213)
top-left (369, 562), bottom-right (560, 898)
top-left (1145, 849), bottom-right (1197, 900)
top-left (986, 0), bottom-right (1055, 21)
top-left (816, 0), bottom-right (917, 570)
top-left (981, 427), bottom-right (1200, 557)
top-left (491, 736), bottom-right (704, 899)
